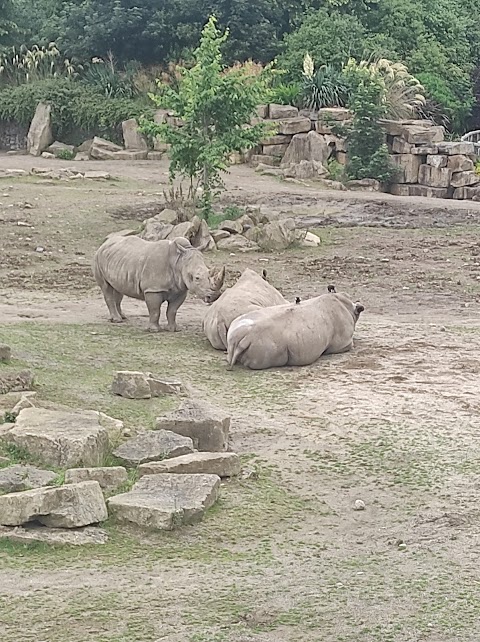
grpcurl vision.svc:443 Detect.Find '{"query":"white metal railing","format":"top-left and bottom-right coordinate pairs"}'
top-left (461, 130), bottom-right (480, 156)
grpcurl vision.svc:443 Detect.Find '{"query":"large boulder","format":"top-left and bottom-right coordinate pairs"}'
top-left (447, 155), bottom-right (474, 172)
top-left (219, 219), bottom-right (243, 234)
top-left (89, 136), bottom-right (123, 160)
top-left (0, 465), bottom-right (56, 493)
top-left (274, 117), bottom-right (311, 136)
top-left (282, 160), bottom-right (327, 180)
top-left (65, 466), bottom-right (128, 493)
top-left (253, 219), bottom-right (297, 251)
top-left (155, 400), bottom-right (230, 452)
top-left (216, 235), bottom-right (259, 252)
top-left (122, 119), bottom-right (148, 150)
top-left (281, 131), bottom-right (329, 167)
top-left (47, 141), bottom-right (75, 158)
top-left (2, 408), bottom-right (110, 468)
top-left (418, 164), bottom-right (452, 188)
top-left (450, 171), bottom-right (480, 188)
top-left (27, 103), bottom-right (53, 156)
top-left (111, 371), bottom-right (152, 399)
top-left (0, 480), bottom-right (108, 528)
top-left (391, 154), bottom-right (422, 183)
top-left (112, 430), bottom-right (194, 467)
top-left (107, 473), bottom-right (221, 530)
top-left (138, 452), bottom-right (241, 478)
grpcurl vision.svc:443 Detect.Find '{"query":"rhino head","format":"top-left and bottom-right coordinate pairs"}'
top-left (176, 239), bottom-right (225, 303)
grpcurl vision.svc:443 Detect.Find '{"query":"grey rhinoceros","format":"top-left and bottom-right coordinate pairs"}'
top-left (202, 268), bottom-right (287, 351)
top-left (226, 292), bottom-right (364, 370)
top-left (93, 235), bottom-right (225, 332)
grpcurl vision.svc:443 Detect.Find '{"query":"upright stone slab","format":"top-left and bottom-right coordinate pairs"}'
top-left (2, 408), bottom-right (110, 468)
top-left (281, 131), bottom-right (328, 167)
top-left (107, 473), bottom-right (221, 530)
top-left (418, 164), bottom-right (452, 188)
top-left (122, 119), bottom-right (148, 150)
top-left (391, 154), bottom-right (421, 183)
top-left (27, 103), bottom-right (53, 157)
top-left (392, 138), bottom-right (412, 154)
top-left (155, 400), bottom-right (230, 452)
top-left (0, 344), bottom-right (11, 363)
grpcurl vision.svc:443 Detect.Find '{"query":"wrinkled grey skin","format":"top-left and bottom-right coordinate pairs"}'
top-left (93, 235), bottom-right (225, 332)
top-left (202, 268), bottom-right (287, 351)
top-left (226, 292), bottom-right (364, 370)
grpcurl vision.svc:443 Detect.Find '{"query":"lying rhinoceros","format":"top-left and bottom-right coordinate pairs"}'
top-left (202, 268), bottom-right (287, 350)
top-left (93, 235), bottom-right (225, 332)
top-left (226, 292), bottom-right (364, 369)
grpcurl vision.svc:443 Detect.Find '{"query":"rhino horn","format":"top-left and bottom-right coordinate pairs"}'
top-left (211, 265), bottom-right (226, 291)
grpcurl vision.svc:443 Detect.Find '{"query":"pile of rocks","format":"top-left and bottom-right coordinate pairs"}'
top-left (138, 205), bottom-right (320, 253)
top-left (383, 120), bottom-right (480, 200)
top-left (250, 104), bottom-right (349, 180)
top-left (0, 371), bottom-right (242, 545)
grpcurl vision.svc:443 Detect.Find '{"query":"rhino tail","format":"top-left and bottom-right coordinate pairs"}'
top-left (227, 336), bottom-right (250, 369)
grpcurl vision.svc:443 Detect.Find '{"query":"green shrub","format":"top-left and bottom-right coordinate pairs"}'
top-left (302, 56), bottom-right (351, 110)
top-left (268, 81), bottom-right (301, 106)
top-left (327, 159), bottom-right (345, 182)
top-left (83, 54), bottom-right (141, 98)
top-left (0, 78), bottom-right (153, 144)
top-left (56, 148), bottom-right (75, 160)
top-left (345, 67), bottom-right (397, 184)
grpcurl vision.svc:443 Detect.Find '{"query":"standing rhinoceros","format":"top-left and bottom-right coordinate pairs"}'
top-left (202, 268), bottom-right (287, 350)
top-left (93, 235), bottom-right (225, 332)
top-left (226, 292), bottom-right (364, 370)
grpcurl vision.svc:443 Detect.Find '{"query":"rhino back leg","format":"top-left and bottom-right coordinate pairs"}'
top-left (145, 292), bottom-right (165, 332)
top-left (166, 292), bottom-right (188, 332)
top-left (96, 273), bottom-right (124, 323)
top-left (112, 290), bottom-right (127, 320)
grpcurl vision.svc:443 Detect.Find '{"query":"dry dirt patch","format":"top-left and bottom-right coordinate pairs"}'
top-left (1, 155), bottom-right (480, 641)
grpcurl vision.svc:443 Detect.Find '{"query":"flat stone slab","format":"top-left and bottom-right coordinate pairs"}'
top-left (65, 466), bottom-right (128, 492)
top-left (0, 480), bottom-right (107, 528)
top-left (0, 465), bottom-right (57, 493)
top-left (0, 524), bottom-right (108, 546)
top-left (155, 400), bottom-right (230, 452)
top-left (112, 430), bottom-right (194, 467)
top-left (107, 473), bottom-right (220, 530)
top-left (0, 370), bottom-right (34, 395)
top-left (2, 408), bottom-right (110, 468)
top-left (138, 452), bottom-right (241, 478)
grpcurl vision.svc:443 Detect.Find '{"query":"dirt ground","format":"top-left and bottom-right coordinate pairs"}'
top-left (1, 154), bottom-right (480, 642)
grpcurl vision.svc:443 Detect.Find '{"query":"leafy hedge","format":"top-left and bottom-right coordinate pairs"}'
top-left (0, 78), bottom-right (154, 144)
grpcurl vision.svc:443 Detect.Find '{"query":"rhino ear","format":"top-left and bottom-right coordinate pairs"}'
top-left (212, 266), bottom-right (226, 291)
top-left (355, 303), bottom-right (365, 315)
top-left (327, 284), bottom-right (336, 293)
top-left (174, 237), bottom-right (191, 253)
top-left (262, 269), bottom-right (268, 281)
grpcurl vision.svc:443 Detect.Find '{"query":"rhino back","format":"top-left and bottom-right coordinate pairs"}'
top-left (94, 236), bottom-right (174, 299)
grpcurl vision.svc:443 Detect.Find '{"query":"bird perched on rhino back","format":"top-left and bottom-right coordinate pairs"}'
top-left (226, 291), bottom-right (364, 370)
top-left (93, 235), bottom-right (225, 332)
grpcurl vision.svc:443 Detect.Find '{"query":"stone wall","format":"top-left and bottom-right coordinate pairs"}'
top-left (248, 106), bottom-right (480, 201)
top-left (247, 104), bottom-right (349, 171)
top-left (382, 119), bottom-right (480, 200)
top-left (0, 120), bottom-right (28, 151)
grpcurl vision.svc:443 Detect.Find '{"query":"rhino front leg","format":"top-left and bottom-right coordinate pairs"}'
top-left (166, 292), bottom-right (187, 332)
top-left (145, 292), bottom-right (164, 332)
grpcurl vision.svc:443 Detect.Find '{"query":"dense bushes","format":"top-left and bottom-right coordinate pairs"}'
top-left (0, 78), bottom-right (153, 143)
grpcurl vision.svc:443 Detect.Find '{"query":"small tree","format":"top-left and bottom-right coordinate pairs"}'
top-left (343, 61), bottom-right (397, 183)
top-left (141, 15), bottom-right (273, 217)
